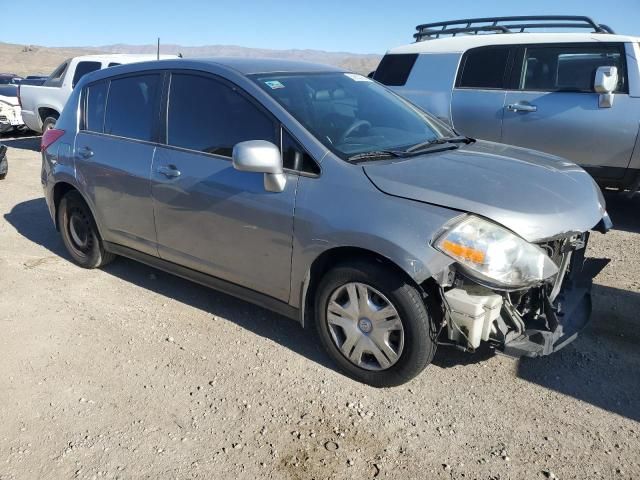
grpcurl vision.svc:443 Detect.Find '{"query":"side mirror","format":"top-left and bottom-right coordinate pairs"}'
top-left (232, 140), bottom-right (286, 193)
top-left (594, 66), bottom-right (618, 108)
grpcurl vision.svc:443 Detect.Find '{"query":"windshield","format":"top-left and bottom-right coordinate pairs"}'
top-left (252, 72), bottom-right (452, 158)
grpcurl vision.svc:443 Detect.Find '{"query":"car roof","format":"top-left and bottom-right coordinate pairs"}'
top-left (388, 32), bottom-right (640, 54)
top-left (82, 57), bottom-right (345, 85)
top-left (182, 57), bottom-right (345, 74)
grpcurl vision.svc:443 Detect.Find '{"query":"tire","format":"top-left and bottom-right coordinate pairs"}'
top-left (314, 261), bottom-right (437, 387)
top-left (42, 116), bottom-right (58, 133)
top-left (57, 191), bottom-right (115, 268)
top-left (0, 157), bottom-right (7, 180)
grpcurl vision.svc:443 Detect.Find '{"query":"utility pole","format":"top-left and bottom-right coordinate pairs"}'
top-left (157, 38), bottom-right (160, 60)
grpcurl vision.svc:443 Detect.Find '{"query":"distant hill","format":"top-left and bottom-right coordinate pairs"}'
top-left (0, 41), bottom-right (381, 77)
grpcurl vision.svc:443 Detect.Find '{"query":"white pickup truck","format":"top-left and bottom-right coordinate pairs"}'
top-left (19, 54), bottom-right (177, 133)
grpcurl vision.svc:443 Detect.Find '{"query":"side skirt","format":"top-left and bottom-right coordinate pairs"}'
top-left (104, 242), bottom-right (300, 322)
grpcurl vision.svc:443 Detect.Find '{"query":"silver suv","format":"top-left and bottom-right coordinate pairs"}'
top-left (374, 16), bottom-right (640, 192)
top-left (42, 58), bottom-right (611, 386)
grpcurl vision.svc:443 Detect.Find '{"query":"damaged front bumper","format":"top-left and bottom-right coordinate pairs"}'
top-left (438, 232), bottom-right (605, 358)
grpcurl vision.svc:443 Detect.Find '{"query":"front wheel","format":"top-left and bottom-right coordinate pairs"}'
top-left (58, 191), bottom-right (115, 268)
top-left (315, 261), bottom-right (437, 387)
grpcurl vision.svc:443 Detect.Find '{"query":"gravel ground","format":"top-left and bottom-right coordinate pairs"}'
top-left (1, 138), bottom-right (639, 480)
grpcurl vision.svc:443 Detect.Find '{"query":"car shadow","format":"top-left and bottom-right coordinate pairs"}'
top-left (0, 135), bottom-right (41, 152)
top-left (3, 197), bottom-right (334, 372)
top-left (516, 284), bottom-right (640, 422)
top-left (603, 190), bottom-right (640, 234)
top-left (5, 198), bottom-right (640, 413)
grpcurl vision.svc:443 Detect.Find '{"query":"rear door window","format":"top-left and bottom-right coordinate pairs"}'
top-left (518, 44), bottom-right (627, 93)
top-left (83, 81), bottom-right (108, 133)
top-left (72, 61), bottom-right (102, 88)
top-left (167, 73), bottom-right (277, 157)
top-left (373, 54), bottom-right (419, 86)
top-left (457, 47), bottom-right (511, 89)
top-left (104, 74), bottom-right (161, 142)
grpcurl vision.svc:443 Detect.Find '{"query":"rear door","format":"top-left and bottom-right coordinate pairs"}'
top-left (501, 43), bottom-right (637, 179)
top-left (150, 72), bottom-right (298, 301)
top-left (75, 72), bottom-right (162, 256)
top-left (450, 46), bottom-right (513, 141)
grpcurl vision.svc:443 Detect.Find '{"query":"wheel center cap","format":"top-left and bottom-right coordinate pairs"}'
top-left (358, 318), bottom-right (373, 334)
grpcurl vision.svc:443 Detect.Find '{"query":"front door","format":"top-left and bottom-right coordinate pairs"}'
top-left (501, 43), bottom-right (637, 180)
top-left (151, 72), bottom-right (297, 301)
top-left (75, 73), bottom-right (162, 256)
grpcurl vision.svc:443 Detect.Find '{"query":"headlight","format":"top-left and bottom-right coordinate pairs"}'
top-left (433, 215), bottom-right (558, 289)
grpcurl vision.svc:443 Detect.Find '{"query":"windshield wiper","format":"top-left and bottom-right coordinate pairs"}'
top-left (405, 136), bottom-right (474, 154)
top-left (347, 150), bottom-right (407, 162)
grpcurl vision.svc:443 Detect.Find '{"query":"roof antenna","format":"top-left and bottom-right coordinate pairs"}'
top-left (157, 37), bottom-right (160, 60)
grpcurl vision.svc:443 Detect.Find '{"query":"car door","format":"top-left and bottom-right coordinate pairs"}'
top-left (450, 46), bottom-right (513, 142)
top-left (150, 72), bottom-right (298, 302)
top-left (501, 43), bottom-right (637, 180)
top-left (75, 73), bottom-right (162, 256)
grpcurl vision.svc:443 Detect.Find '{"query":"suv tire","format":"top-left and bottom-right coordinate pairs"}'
top-left (315, 261), bottom-right (437, 387)
top-left (58, 191), bottom-right (115, 269)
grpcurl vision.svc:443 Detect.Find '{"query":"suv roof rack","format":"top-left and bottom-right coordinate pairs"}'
top-left (414, 16), bottom-right (615, 42)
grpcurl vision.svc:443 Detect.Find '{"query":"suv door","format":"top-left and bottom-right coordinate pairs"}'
top-left (450, 46), bottom-right (513, 141)
top-left (150, 72), bottom-right (298, 301)
top-left (75, 73), bottom-right (162, 256)
top-left (501, 43), bottom-right (637, 181)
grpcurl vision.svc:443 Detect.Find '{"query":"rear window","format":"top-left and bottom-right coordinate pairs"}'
top-left (73, 61), bottom-right (102, 88)
top-left (104, 74), bottom-right (161, 142)
top-left (373, 54), bottom-right (419, 86)
top-left (457, 47), bottom-right (510, 89)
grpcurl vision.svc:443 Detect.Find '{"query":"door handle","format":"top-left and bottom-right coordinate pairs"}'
top-left (158, 165), bottom-right (181, 178)
top-left (507, 103), bottom-right (537, 113)
top-left (78, 146), bottom-right (94, 159)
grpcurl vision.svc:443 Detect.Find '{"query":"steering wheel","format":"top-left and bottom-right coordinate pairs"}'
top-left (339, 120), bottom-right (371, 143)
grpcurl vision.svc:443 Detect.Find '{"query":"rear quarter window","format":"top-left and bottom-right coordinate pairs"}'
top-left (456, 46), bottom-right (511, 89)
top-left (83, 81), bottom-right (108, 133)
top-left (373, 54), bottom-right (419, 86)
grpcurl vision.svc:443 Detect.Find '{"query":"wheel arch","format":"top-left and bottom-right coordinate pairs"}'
top-left (52, 181), bottom-right (102, 236)
top-left (38, 106), bottom-right (60, 124)
top-left (299, 246), bottom-right (440, 328)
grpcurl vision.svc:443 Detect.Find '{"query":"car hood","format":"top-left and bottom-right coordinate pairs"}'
top-left (363, 140), bottom-right (606, 242)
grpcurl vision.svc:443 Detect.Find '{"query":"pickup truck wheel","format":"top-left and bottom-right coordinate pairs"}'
top-left (315, 261), bottom-right (436, 387)
top-left (42, 116), bottom-right (57, 132)
top-left (58, 191), bottom-right (115, 269)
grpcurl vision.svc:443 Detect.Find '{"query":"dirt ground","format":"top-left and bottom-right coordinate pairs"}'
top-left (1, 137), bottom-right (639, 480)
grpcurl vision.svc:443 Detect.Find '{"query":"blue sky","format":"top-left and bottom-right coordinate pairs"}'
top-left (2, 0), bottom-right (639, 54)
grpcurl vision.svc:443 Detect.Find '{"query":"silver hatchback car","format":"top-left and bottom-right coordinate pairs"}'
top-left (41, 58), bottom-right (611, 387)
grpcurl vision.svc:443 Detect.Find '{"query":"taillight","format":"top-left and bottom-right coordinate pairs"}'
top-left (41, 128), bottom-right (65, 152)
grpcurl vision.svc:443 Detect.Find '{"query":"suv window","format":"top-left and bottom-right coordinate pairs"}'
top-left (373, 54), bottom-right (419, 87)
top-left (104, 74), bottom-right (161, 141)
top-left (519, 45), bottom-right (627, 93)
top-left (73, 61), bottom-right (102, 88)
top-left (457, 47), bottom-right (510, 89)
top-left (84, 81), bottom-right (108, 133)
top-left (167, 73), bottom-right (277, 157)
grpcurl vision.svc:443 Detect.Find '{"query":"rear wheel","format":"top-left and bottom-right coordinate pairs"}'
top-left (315, 261), bottom-right (437, 387)
top-left (57, 191), bottom-right (115, 268)
top-left (42, 116), bottom-right (58, 133)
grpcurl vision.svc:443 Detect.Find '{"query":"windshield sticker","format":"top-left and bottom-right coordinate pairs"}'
top-left (344, 73), bottom-right (372, 82)
top-left (264, 80), bottom-right (285, 90)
